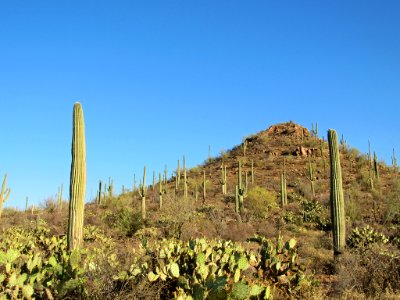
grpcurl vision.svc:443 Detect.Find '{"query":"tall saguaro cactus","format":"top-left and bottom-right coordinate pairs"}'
top-left (328, 129), bottom-right (345, 256)
top-left (158, 173), bottom-right (165, 209)
top-left (67, 102), bottom-right (86, 251)
top-left (373, 152), bottom-right (379, 181)
top-left (133, 174), bottom-right (137, 193)
top-left (307, 157), bottom-right (316, 199)
top-left (139, 166), bottom-right (147, 220)
top-left (392, 148), bottom-right (397, 172)
top-left (177, 159), bottom-right (181, 187)
top-left (183, 156), bottom-right (188, 198)
top-left (0, 174), bottom-right (11, 218)
top-left (281, 160), bottom-right (287, 207)
top-left (57, 184), bottom-right (63, 209)
top-left (203, 170), bottom-right (206, 202)
top-left (220, 163), bottom-right (227, 195)
top-left (237, 160), bottom-right (246, 213)
top-left (97, 180), bottom-right (102, 205)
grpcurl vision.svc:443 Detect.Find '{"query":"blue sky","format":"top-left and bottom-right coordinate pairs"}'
top-left (1, 1), bottom-right (399, 209)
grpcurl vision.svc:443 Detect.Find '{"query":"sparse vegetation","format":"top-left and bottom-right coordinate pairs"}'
top-left (2, 120), bottom-right (400, 299)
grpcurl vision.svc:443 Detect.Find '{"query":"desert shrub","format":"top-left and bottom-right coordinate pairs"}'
top-left (384, 178), bottom-right (400, 224)
top-left (345, 185), bottom-right (363, 222)
top-left (39, 197), bottom-right (58, 213)
top-left (337, 244), bottom-right (400, 298)
top-left (347, 225), bottom-right (389, 251)
top-left (245, 186), bottom-right (277, 218)
top-left (157, 195), bottom-right (197, 239)
top-left (102, 207), bottom-right (143, 237)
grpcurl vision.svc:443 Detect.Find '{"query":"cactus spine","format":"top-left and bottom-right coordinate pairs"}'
top-left (220, 163), bottom-right (227, 195)
top-left (67, 102), bottom-right (86, 251)
top-left (0, 174), bottom-right (11, 218)
top-left (139, 166), bottom-right (147, 220)
top-left (328, 129), bottom-right (346, 256)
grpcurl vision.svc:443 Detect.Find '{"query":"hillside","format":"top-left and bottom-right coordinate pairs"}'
top-left (1, 121), bottom-right (400, 299)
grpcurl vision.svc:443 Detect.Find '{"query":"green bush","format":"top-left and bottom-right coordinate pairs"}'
top-left (102, 207), bottom-right (143, 237)
top-left (246, 186), bottom-right (277, 218)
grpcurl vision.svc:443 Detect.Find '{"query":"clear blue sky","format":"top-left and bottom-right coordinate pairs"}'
top-left (1, 1), bottom-right (399, 209)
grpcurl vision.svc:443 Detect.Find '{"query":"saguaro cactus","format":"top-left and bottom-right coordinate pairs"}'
top-left (307, 157), bottom-right (316, 199)
top-left (108, 177), bottom-right (114, 197)
top-left (183, 156), bottom-right (188, 198)
top-left (164, 165), bottom-right (168, 183)
top-left (235, 185), bottom-right (239, 214)
top-left (139, 166), bottom-right (147, 220)
top-left (133, 174), bottom-right (137, 193)
top-left (328, 129), bottom-right (345, 256)
top-left (281, 161), bottom-right (287, 207)
top-left (237, 160), bottom-right (246, 212)
top-left (373, 152), bottom-right (379, 181)
top-left (203, 170), bottom-right (206, 202)
top-left (158, 173), bottom-right (165, 209)
top-left (98, 180), bottom-right (102, 205)
top-left (0, 174), bottom-right (11, 218)
top-left (57, 184), bottom-right (63, 209)
top-left (242, 137), bottom-right (248, 156)
top-left (67, 102), bottom-right (86, 251)
top-left (392, 148), bottom-right (397, 172)
top-left (220, 163), bottom-right (227, 195)
top-left (177, 159), bottom-right (181, 186)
